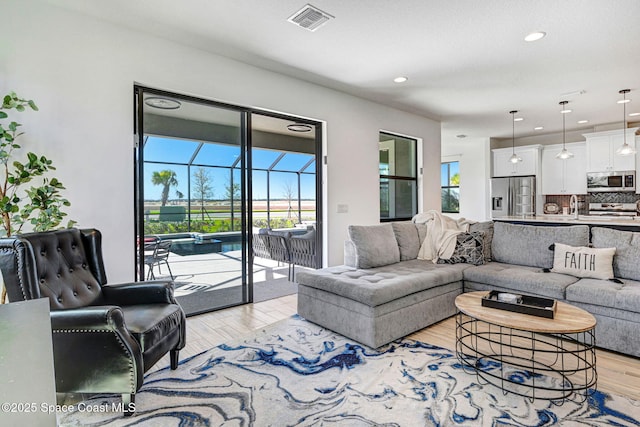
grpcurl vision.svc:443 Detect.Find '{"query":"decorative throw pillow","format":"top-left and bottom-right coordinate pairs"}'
top-left (437, 231), bottom-right (485, 266)
top-left (550, 242), bottom-right (616, 279)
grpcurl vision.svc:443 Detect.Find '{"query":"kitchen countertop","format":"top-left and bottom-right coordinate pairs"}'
top-left (494, 215), bottom-right (640, 227)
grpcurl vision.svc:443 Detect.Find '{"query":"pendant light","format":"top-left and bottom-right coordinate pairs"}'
top-left (556, 101), bottom-right (574, 160)
top-left (508, 110), bottom-right (522, 163)
top-left (616, 89), bottom-right (636, 156)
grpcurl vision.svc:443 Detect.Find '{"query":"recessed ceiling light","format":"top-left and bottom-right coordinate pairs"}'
top-left (513, 117), bottom-right (524, 122)
top-left (578, 120), bottom-right (589, 124)
top-left (145, 97), bottom-right (181, 110)
top-left (560, 108), bottom-right (572, 114)
top-left (393, 76), bottom-right (408, 83)
top-left (629, 112), bottom-right (640, 117)
top-left (524, 31), bottom-right (546, 42)
top-left (618, 99), bottom-right (631, 104)
top-left (456, 134), bottom-right (467, 138)
top-left (287, 123), bottom-right (313, 132)
top-left (534, 126), bottom-right (544, 131)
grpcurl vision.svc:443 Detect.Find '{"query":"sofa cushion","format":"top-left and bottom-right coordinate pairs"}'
top-left (491, 222), bottom-right (589, 269)
top-left (437, 231), bottom-right (484, 266)
top-left (566, 277), bottom-right (640, 315)
top-left (591, 227), bottom-right (640, 281)
top-left (469, 221), bottom-right (494, 262)
top-left (296, 259), bottom-right (468, 307)
top-left (463, 262), bottom-right (579, 300)
top-left (348, 224), bottom-right (400, 268)
top-left (391, 222), bottom-right (421, 261)
top-left (551, 243), bottom-right (615, 280)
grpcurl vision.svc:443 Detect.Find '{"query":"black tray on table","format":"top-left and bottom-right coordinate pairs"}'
top-left (481, 290), bottom-right (557, 319)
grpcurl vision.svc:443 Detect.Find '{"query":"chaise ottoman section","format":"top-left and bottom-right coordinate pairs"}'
top-left (297, 260), bottom-right (468, 348)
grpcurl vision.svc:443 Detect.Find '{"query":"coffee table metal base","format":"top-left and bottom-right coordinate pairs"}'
top-left (456, 312), bottom-right (597, 403)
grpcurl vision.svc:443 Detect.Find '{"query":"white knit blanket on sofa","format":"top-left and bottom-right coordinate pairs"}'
top-left (412, 211), bottom-right (473, 263)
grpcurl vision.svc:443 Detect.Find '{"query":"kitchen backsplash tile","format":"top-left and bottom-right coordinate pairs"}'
top-left (545, 194), bottom-right (587, 214)
top-left (544, 192), bottom-right (640, 214)
top-left (589, 192), bottom-right (640, 203)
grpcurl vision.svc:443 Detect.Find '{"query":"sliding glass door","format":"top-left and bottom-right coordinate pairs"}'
top-left (135, 88), bottom-right (248, 315)
top-left (134, 87), bottom-right (322, 315)
top-left (250, 113), bottom-right (320, 302)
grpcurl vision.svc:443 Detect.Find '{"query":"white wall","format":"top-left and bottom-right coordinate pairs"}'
top-left (1, 1), bottom-right (441, 278)
top-left (441, 137), bottom-right (491, 221)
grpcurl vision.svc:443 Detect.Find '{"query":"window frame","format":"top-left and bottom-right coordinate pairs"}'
top-left (379, 131), bottom-right (418, 222)
top-left (441, 160), bottom-right (460, 214)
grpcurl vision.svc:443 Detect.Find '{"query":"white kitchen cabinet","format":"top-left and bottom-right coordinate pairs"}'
top-left (584, 128), bottom-right (639, 172)
top-left (492, 146), bottom-right (540, 177)
top-left (541, 142), bottom-right (587, 194)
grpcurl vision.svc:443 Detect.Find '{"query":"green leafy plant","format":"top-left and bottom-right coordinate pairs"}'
top-left (0, 92), bottom-right (74, 237)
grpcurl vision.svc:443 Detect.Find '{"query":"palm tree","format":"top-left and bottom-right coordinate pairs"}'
top-left (151, 170), bottom-right (178, 206)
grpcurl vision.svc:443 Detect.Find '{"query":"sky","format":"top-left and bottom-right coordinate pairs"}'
top-left (441, 161), bottom-right (460, 186)
top-left (143, 136), bottom-right (316, 202)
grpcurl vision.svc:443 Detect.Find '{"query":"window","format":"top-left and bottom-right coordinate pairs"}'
top-left (441, 161), bottom-right (460, 213)
top-left (379, 132), bottom-right (417, 221)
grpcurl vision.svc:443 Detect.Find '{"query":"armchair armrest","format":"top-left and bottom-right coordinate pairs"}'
top-left (101, 280), bottom-right (176, 306)
top-left (51, 305), bottom-right (129, 330)
top-left (49, 306), bottom-right (144, 393)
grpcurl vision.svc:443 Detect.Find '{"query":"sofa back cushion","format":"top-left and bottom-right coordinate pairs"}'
top-left (591, 227), bottom-right (640, 281)
top-left (492, 222), bottom-right (589, 269)
top-left (469, 221), bottom-right (494, 262)
top-left (348, 224), bottom-right (400, 269)
top-left (391, 222), bottom-right (421, 261)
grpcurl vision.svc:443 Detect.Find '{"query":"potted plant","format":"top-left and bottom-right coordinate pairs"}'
top-left (0, 91), bottom-right (75, 303)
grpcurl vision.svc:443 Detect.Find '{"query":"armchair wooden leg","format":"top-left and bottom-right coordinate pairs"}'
top-left (170, 349), bottom-right (179, 370)
top-left (122, 393), bottom-right (135, 417)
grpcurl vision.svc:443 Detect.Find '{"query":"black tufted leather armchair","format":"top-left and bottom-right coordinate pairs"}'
top-left (0, 228), bottom-right (186, 415)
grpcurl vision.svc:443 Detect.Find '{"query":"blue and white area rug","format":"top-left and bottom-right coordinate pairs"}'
top-left (59, 315), bottom-right (640, 426)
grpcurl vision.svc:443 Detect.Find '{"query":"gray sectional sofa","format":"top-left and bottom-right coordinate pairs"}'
top-left (296, 220), bottom-right (640, 358)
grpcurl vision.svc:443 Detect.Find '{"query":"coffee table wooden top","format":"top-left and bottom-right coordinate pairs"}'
top-left (455, 291), bottom-right (596, 333)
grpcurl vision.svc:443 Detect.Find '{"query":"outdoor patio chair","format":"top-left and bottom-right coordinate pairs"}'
top-left (0, 228), bottom-right (186, 416)
top-left (145, 239), bottom-right (174, 280)
top-left (289, 228), bottom-right (318, 278)
top-left (251, 231), bottom-right (292, 279)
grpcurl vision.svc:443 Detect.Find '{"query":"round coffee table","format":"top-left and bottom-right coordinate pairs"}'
top-left (455, 291), bottom-right (597, 402)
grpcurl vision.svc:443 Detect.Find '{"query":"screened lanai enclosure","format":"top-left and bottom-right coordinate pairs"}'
top-left (135, 87), bottom-right (322, 315)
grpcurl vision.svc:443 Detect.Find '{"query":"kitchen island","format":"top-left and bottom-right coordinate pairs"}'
top-left (494, 215), bottom-right (640, 232)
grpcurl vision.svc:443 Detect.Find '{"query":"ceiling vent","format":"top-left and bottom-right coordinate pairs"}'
top-left (288, 4), bottom-right (334, 32)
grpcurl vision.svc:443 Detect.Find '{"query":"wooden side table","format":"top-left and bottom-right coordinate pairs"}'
top-left (455, 291), bottom-right (597, 402)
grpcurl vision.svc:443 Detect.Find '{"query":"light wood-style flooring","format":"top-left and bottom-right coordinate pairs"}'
top-left (162, 294), bottom-right (640, 401)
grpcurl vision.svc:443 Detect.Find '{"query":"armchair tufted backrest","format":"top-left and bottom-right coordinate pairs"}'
top-left (0, 228), bottom-right (106, 310)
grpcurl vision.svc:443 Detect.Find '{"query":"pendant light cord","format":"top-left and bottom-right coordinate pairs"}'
top-left (510, 110), bottom-right (517, 154)
top-left (623, 91), bottom-right (627, 146)
top-left (562, 103), bottom-right (566, 148)
top-left (617, 89), bottom-right (633, 155)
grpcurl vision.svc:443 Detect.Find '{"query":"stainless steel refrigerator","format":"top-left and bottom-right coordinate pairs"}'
top-left (490, 175), bottom-right (536, 218)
